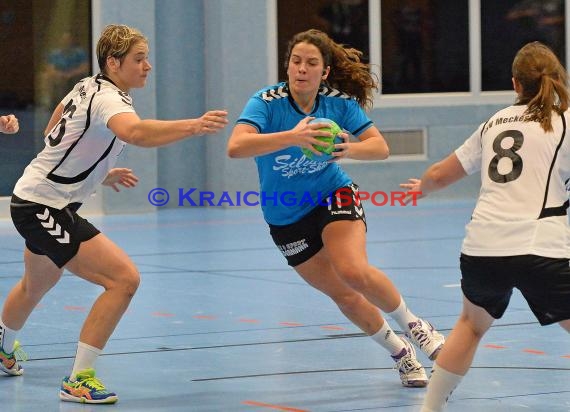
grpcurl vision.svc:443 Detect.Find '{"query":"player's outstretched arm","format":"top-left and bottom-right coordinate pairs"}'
top-left (108, 110), bottom-right (228, 147)
top-left (400, 153), bottom-right (467, 204)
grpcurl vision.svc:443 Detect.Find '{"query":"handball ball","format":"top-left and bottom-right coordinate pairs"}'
top-left (302, 118), bottom-right (343, 162)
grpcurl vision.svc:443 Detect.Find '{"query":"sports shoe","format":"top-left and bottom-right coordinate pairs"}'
top-left (392, 337), bottom-right (428, 387)
top-left (406, 319), bottom-right (445, 360)
top-left (59, 368), bottom-right (118, 404)
top-left (0, 340), bottom-right (27, 376)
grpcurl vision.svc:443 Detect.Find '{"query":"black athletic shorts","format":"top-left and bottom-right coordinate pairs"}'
top-left (10, 194), bottom-right (100, 268)
top-left (269, 183), bottom-right (366, 267)
top-left (460, 253), bottom-right (570, 325)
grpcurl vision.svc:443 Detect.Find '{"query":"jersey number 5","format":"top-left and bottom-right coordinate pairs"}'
top-left (488, 129), bottom-right (524, 183)
top-left (47, 100), bottom-right (77, 147)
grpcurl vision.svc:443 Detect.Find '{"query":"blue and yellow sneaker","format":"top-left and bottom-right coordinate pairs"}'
top-left (0, 340), bottom-right (27, 376)
top-left (59, 368), bottom-right (118, 404)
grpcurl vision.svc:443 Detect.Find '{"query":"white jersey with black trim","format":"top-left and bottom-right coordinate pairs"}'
top-left (13, 74), bottom-right (135, 209)
top-left (455, 104), bottom-right (570, 258)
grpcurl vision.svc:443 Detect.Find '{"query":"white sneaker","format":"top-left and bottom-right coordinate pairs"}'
top-left (391, 337), bottom-right (428, 387)
top-left (406, 319), bottom-right (445, 360)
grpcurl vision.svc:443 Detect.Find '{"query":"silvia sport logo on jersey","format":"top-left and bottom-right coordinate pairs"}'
top-left (36, 209), bottom-right (70, 244)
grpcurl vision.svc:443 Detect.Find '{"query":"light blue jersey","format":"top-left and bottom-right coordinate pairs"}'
top-left (237, 82), bottom-right (373, 225)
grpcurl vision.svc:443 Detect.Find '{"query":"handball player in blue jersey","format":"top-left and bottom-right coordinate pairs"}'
top-left (228, 29), bottom-right (445, 387)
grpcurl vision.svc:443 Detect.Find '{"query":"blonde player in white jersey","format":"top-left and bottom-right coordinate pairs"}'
top-left (0, 24), bottom-right (228, 404)
top-left (0, 114), bottom-right (19, 134)
top-left (401, 41), bottom-right (570, 411)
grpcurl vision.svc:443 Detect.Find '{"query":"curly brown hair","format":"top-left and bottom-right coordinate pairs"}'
top-left (512, 41), bottom-right (569, 132)
top-left (284, 29), bottom-right (378, 110)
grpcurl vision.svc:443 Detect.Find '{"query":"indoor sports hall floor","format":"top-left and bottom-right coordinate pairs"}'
top-left (0, 199), bottom-right (569, 412)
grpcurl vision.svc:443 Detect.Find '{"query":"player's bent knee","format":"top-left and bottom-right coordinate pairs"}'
top-left (121, 266), bottom-right (140, 297)
top-left (333, 292), bottom-right (365, 312)
top-left (336, 265), bottom-right (370, 291)
top-left (106, 263), bottom-right (140, 296)
top-left (458, 314), bottom-right (488, 339)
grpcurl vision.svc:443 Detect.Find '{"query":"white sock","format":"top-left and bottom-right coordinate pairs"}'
top-left (370, 320), bottom-right (406, 356)
top-left (386, 296), bottom-right (418, 332)
top-left (421, 362), bottom-right (463, 412)
top-left (0, 318), bottom-right (18, 353)
top-left (70, 341), bottom-right (102, 381)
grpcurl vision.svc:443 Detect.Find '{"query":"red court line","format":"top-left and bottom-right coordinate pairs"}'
top-left (279, 322), bottom-right (303, 327)
top-left (320, 325), bottom-right (345, 331)
top-left (563, 355), bottom-right (570, 359)
top-left (193, 315), bottom-right (217, 320)
top-left (238, 318), bottom-right (260, 323)
top-left (523, 349), bottom-right (545, 355)
top-left (483, 344), bottom-right (507, 349)
top-left (242, 400), bottom-right (309, 412)
top-left (152, 312), bottom-right (175, 317)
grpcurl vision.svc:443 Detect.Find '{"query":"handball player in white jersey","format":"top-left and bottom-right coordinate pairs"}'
top-left (228, 29), bottom-right (445, 388)
top-left (0, 24), bottom-right (228, 403)
top-left (400, 42), bottom-right (570, 411)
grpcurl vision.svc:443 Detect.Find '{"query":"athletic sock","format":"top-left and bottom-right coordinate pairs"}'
top-left (70, 341), bottom-right (102, 381)
top-left (421, 362), bottom-right (463, 412)
top-left (0, 318), bottom-right (18, 353)
top-left (386, 296), bottom-right (418, 332)
top-left (370, 320), bottom-right (406, 356)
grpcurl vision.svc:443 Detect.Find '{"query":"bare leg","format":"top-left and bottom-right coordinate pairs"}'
top-left (421, 297), bottom-right (494, 412)
top-left (320, 219), bottom-right (445, 361)
top-left (65, 233), bottom-right (139, 349)
top-left (321, 220), bottom-right (401, 313)
top-left (295, 243), bottom-right (428, 387)
top-left (2, 248), bottom-right (63, 330)
top-left (436, 297), bottom-right (494, 375)
top-left (295, 248), bottom-right (384, 334)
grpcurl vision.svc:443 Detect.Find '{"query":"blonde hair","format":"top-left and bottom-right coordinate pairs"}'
top-left (96, 24), bottom-right (147, 74)
top-left (284, 29), bottom-right (378, 110)
top-left (512, 41), bottom-right (569, 132)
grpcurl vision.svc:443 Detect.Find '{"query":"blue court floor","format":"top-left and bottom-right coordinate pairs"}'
top-left (0, 200), bottom-right (569, 412)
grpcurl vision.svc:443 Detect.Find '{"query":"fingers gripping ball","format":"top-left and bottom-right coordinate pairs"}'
top-left (302, 118), bottom-right (343, 161)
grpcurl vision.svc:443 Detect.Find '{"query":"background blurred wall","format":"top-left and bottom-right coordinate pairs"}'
top-left (0, 0), bottom-right (504, 217)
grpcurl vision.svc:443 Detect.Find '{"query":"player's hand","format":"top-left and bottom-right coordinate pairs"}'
top-left (194, 110), bottom-right (229, 135)
top-left (400, 178), bottom-right (425, 205)
top-left (102, 168), bottom-right (139, 192)
top-left (329, 130), bottom-right (351, 162)
top-left (0, 114), bottom-right (19, 134)
top-left (291, 117), bottom-right (331, 156)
